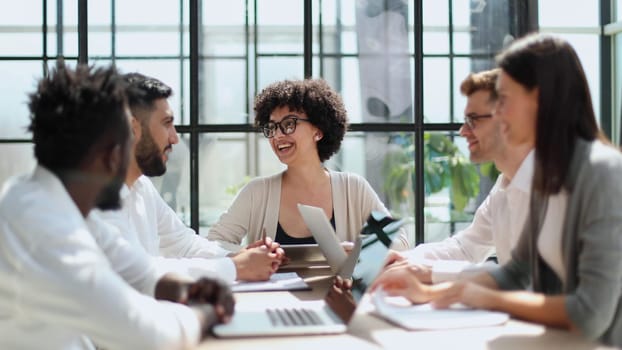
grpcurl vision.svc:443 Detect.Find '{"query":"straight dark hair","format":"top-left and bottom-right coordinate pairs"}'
top-left (496, 33), bottom-right (603, 195)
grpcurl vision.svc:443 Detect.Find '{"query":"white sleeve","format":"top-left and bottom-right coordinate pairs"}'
top-left (2, 219), bottom-right (201, 350)
top-left (87, 211), bottom-right (162, 296)
top-left (401, 188), bottom-right (498, 282)
top-left (151, 184), bottom-right (231, 258)
top-left (153, 256), bottom-right (237, 284)
top-left (409, 188), bottom-right (497, 263)
top-left (206, 181), bottom-right (258, 253)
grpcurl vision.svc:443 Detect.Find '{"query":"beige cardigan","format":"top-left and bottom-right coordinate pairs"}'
top-left (207, 170), bottom-right (410, 252)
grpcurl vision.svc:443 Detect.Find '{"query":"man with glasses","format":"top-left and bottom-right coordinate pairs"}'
top-left (94, 73), bottom-right (284, 283)
top-left (385, 69), bottom-right (534, 283)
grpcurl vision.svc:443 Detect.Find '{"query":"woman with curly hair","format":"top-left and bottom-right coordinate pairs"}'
top-left (208, 78), bottom-right (409, 252)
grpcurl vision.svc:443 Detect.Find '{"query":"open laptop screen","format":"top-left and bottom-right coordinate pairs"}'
top-left (323, 222), bottom-right (398, 324)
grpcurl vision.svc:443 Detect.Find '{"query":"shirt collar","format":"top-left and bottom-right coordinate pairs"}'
top-left (122, 175), bottom-right (147, 200)
top-left (32, 164), bottom-right (85, 217)
top-left (507, 149), bottom-right (534, 194)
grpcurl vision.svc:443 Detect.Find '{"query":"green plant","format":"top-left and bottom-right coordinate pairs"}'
top-left (383, 133), bottom-right (483, 214)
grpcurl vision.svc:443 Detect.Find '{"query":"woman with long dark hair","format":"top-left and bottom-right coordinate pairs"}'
top-left (371, 33), bottom-right (622, 346)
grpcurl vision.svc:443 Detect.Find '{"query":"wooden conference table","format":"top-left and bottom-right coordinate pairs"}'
top-left (196, 267), bottom-right (616, 350)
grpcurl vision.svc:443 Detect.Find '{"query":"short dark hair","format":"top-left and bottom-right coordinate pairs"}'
top-left (460, 68), bottom-right (499, 101)
top-left (254, 79), bottom-right (348, 162)
top-left (28, 62), bottom-right (129, 173)
top-left (123, 72), bottom-right (172, 123)
top-left (496, 33), bottom-right (603, 195)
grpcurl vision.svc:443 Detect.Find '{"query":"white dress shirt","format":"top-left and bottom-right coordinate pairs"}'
top-left (405, 151), bottom-right (534, 282)
top-left (96, 175), bottom-right (237, 283)
top-left (538, 190), bottom-right (568, 285)
top-left (0, 166), bottom-right (201, 350)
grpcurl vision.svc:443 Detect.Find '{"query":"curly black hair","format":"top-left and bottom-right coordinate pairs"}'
top-left (28, 62), bottom-right (129, 172)
top-left (254, 78), bottom-right (348, 162)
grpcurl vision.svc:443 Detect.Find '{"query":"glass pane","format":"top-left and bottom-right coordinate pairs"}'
top-left (452, 58), bottom-right (470, 125)
top-left (0, 61), bottom-right (43, 138)
top-left (201, 26), bottom-right (246, 57)
top-left (257, 0), bottom-right (304, 53)
top-left (150, 134), bottom-right (191, 226)
top-left (0, 0), bottom-right (41, 26)
top-left (549, 33), bottom-right (600, 122)
top-left (423, 57), bottom-right (450, 123)
top-left (87, 32), bottom-right (112, 57)
top-left (45, 0), bottom-right (79, 57)
top-left (424, 132), bottom-right (483, 243)
top-left (0, 143), bottom-right (36, 190)
top-left (424, 31), bottom-right (449, 54)
top-left (198, 133), bottom-right (252, 230)
top-left (327, 131), bottom-right (417, 245)
top-left (257, 57), bottom-right (304, 90)
top-left (0, 33), bottom-right (42, 56)
top-left (199, 58), bottom-right (248, 124)
top-left (539, 0), bottom-right (599, 27)
top-left (319, 0), bottom-right (358, 55)
top-left (452, 0), bottom-right (471, 27)
top-left (453, 0), bottom-right (514, 56)
top-left (115, 0), bottom-right (181, 56)
top-left (87, 1), bottom-right (112, 57)
top-left (113, 59), bottom-right (187, 125)
top-left (0, 0), bottom-right (42, 55)
top-left (89, 1), bottom-right (110, 26)
top-left (116, 0), bottom-right (179, 25)
top-left (618, 0), bottom-right (622, 21)
top-left (423, 0), bottom-right (448, 27)
top-left (203, 0), bottom-right (245, 26)
top-left (116, 32), bottom-right (180, 56)
top-left (319, 57), bottom-right (362, 123)
top-left (202, 0), bottom-right (246, 56)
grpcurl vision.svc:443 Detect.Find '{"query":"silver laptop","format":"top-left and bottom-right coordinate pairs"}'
top-left (212, 227), bottom-right (396, 338)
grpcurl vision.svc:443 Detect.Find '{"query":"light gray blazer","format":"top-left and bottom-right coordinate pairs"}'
top-left (490, 139), bottom-right (622, 347)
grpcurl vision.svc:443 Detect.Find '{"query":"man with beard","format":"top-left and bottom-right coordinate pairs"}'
top-left (95, 73), bottom-right (283, 283)
top-left (0, 63), bottom-right (234, 349)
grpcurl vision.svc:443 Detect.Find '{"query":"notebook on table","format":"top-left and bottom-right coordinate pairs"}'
top-left (370, 290), bottom-right (510, 330)
top-left (212, 220), bottom-right (397, 338)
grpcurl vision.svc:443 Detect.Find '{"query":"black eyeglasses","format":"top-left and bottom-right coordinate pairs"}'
top-left (464, 113), bottom-right (492, 129)
top-left (261, 115), bottom-right (311, 138)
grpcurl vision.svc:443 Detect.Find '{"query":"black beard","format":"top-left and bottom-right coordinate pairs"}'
top-left (135, 129), bottom-right (167, 177)
top-left (136, 151), bottom-right (166, 177)
top-left (95, 176), bottom-right (124, 210)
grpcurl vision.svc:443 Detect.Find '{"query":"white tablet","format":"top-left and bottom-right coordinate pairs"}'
top-left (297, 204), bottom-right (349, 275)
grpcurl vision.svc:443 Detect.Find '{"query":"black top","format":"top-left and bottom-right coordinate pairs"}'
top-left (274, 212), bottom-right (336, 245)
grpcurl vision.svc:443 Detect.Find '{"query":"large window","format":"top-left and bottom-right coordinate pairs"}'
top-left (0, 0), bottom-right (612, 246)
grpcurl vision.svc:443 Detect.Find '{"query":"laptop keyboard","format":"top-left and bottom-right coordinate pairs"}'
top-left (266, 308), bottom-right (325, 327)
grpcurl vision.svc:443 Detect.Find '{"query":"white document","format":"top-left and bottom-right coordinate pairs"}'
top-left (231, 272), bottom-right (310, 293)
top-left (371, 289), bottom-right (509, 330)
